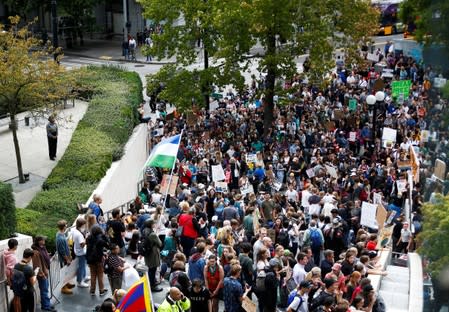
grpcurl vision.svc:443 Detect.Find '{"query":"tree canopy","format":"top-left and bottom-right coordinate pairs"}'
top-left (401, 0), bottom-right (449, 47)
top-left (418, 194), bottom-right (449, 277)
top-left (141, 0), bottom-right (378, 134)
top-left (0, 16), bottom-right (72, 183)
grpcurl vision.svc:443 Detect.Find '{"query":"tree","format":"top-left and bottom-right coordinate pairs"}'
top-left (0, 16), bottom-right (72, 183)
top-left (141, 0), bottom-right (378, 136)
top-left (401, 0), bottom-right (449, 48)
top-left (418, 194), bottom-right (449, 277)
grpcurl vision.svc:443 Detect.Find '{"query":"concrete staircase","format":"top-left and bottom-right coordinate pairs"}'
top-left (378, 265), bottom-right (410, 312)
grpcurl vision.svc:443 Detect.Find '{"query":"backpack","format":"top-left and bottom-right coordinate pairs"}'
top-left (255, 270), bottom-right (266, 292)
top-left (103, 254), bottom-right (114, 275)
top-left (287, 290), bottom-right (304, 311)
top-left (137, 238), bottom-right (147, 256)
top-left (277, 228), bottom-right (290, 248)
top-left (11, 263), bottom-right (28, 297)
top-left (310, 228), bottom-right (323, 249)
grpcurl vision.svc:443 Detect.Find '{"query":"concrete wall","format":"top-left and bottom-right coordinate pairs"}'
top-left (0, 234), bottom-right (34, 310)
top-left (368, 247), bottom-right (391, 292)
top-left (408, 253), bottom-right (424, 311)
top-left (85, 123), bottom-right (148, 212)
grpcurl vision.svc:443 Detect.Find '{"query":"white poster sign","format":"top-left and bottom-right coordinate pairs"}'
top-left (211, 165), bottom-right (226, 182)
top-left (367, 53), bottom-right (379, 62)
top-left (306, 168), bottom-right (315, 178)
top-left (349, 132), bottom-right (357, 142)
top-left (396, 179), bottom-right (407, 193)
top-left (240, 184), bottom-right (254, 195)
top-left (361, 201), bottom-right (378, 229)
top-left (373, 192), bottom-right (382, 205)
top-left (325, 165), bottom-right (338, 179)
top-left (215, 181), bottom-right (228, 193)
top-left (382, 127), bottom-right (397, 147)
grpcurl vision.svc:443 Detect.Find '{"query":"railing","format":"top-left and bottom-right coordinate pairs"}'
top-left (0, 278), bottom-right (8, 312)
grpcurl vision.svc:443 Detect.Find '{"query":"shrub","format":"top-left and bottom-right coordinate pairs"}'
top-left (17, 66), bottom-right (142, 251)
top-left (0, 182), bottom-right (16, 240)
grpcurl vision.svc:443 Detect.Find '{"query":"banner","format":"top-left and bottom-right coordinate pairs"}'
top-left (212, 165), bottom-right (226, 182)
top-left (391, 80), bottom-right (411, 98)
top-left (361, 201), bottom-right (378, 229)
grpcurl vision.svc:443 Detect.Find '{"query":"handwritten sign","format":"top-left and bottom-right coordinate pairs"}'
top-left (361, 201), bottom-right (378, 229)
top-left (391, 80), bottom-right (411, 98)
top-left (212, 165), bottom-right (226, 182)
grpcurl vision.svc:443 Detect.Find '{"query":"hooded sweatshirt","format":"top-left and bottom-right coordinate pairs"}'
top-left (187, 253), bottom-right (206, 282)
top-left (2, 249), bottom-right (17, 281)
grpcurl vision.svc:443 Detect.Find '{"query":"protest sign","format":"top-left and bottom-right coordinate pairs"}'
top-left (215, 181), bottom-right (228, 193)
top-left (421, 130), bottom-right (430, 142)
top-left (391, 80), bottom-right (412, 98)
top-left (241, 183), bottom-right (255, 195)
top-left (434, 77), bottom-right (447, 89)
top-left (306, 168), bottom-right (315, 178)
top-left (242, 296), bottom-right (256, 312)
top-left (367, 53), bottom-right (379, 63)
top-left (325, 165), bottom-right (338, 179)
top-left (376, 204), bottom-right (388, 230)
top-left (373, 192), bottom-right (382, 205)
top-left (382, 127), bottom-right (397, 147)
top-left (376, 225), bottom-right (394, 249)
top-left (433, 159), bottom-right (446, 181)
top-left (212, 165), bottom-right (226, 182)
top-left (349, 132), bottom-right (357, 142)
top-left (361, 201), bottom-right (378, 229)
top-left (273, 181), bottom-right (282, 192)
top-left (160, 174), bottom-right (179, 196)
top-left (348, 99), bottom-right (357, 111)
top-left (396, 179), bottom-right (407, 193)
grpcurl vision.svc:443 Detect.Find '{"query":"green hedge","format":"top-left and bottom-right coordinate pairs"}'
top-left (0, 182), bottom-right (16, 240)
top-left (17, 66), bottom-right (142, 251)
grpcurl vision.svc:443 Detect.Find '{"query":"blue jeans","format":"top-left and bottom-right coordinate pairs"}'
top-left (77, 255), bottom-right (87, 283)
top-left (38, 277), bottom-right (51, 309)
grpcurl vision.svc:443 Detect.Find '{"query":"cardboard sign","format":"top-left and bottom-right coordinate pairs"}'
top-left (348, 99), bottom-right (357, 111)
top-left (376, 225), bottom-right (394, 249)
top-left (361, 201), bottom-right (378, 229)
top-left (212, 165), bottom-right (226, 182)
top-left (373, 79), bottom-right (385, 92)
top-left (376, 204), bottom-right (388, 230)
top-left (391, 80), bottom-right (412, 98)
top-left (215, 181), bottom-right (228, 193)
top-left (242, 296), bottom-right (256, 312)
top-left (160, 174), bottom-right (179, 196)
top-left (433, 159), bottom-right (446, 181)
top-left (333, 110), bottom-right (344, 120)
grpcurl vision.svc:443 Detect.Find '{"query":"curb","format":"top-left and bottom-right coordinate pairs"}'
top-left (63, 52), bottom-right (176, 65)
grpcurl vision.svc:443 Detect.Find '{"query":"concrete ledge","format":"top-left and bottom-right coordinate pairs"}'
top-left (369, 247), bottom-right (392, 292)
top-left (408, 253), bottom-right (423, 311)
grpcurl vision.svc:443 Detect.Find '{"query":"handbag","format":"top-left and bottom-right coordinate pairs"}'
top-left (175, 226), bottom-right (184, 238)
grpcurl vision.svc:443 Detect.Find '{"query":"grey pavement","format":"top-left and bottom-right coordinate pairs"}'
top-left (0, 101), bottom-right (89, 208)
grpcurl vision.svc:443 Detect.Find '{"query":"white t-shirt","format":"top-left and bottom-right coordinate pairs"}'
top-left (72, 228), bottom-right (86, 256)
top-left (293, 263), bottom-right (306, 286)
top-left (288, 293), bottom-right (309, 312)
top-left (286, 189), bottom-right (298, 202)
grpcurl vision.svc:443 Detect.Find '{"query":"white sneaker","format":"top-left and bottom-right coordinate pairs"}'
top-left (77, 282), bottom-right (89, 288)
top-left (84, 277), bottom-right (91, 282)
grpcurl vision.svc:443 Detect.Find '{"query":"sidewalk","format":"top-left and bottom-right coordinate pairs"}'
top-left (61, 37), bottom-right (176, 64)
top-left (0, 101), bottom-right (88, 208)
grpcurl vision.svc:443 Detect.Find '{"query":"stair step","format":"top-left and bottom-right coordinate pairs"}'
top-left (379, 290), bottom-right (409, 311)
top-left (379, 280), bottom-right (409, 294)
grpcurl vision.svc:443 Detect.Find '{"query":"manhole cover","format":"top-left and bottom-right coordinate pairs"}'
top-left (135, 64), bottom-right (145, 67)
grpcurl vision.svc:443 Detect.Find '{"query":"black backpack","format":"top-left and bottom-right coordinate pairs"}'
top-left (277, 228), bottom-right (290, 248)
top-left (11, 263), bottom-right (28, 297)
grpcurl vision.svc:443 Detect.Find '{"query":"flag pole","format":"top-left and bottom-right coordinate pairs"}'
top-left (163, 129), bottom-right (184, 209)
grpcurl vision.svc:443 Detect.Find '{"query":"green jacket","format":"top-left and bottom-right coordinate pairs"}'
top-left (157, 296), bottom-right (191, 312)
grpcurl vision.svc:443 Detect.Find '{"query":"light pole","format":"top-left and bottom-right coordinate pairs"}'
top-left (51, 0), bottom-right (58, 61)
top-left (366, 91), bottom-right (385, 154)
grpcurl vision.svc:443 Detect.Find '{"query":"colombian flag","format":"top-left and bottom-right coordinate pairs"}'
top-left (115, 275), bottom-right (153, 312)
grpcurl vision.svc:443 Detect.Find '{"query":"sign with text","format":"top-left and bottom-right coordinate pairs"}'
top-left (160, 174), bottom-right (179, 196)
top-left (382, 127), bottom-right (397, 147)
top-left (212, 165), bottom-right (226, 182)
top-left (433, 159), bottom-right (446, 181)
top-left (391, 80), bottom-right (412, 98)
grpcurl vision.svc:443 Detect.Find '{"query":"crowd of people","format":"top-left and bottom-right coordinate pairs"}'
top-left (2, 44), bottom-right (448, 312)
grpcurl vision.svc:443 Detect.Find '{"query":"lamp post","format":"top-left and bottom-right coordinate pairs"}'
top-left (51, 0), bottom-right (58, 61)
top-left (366, 92), bottom-right (385, 155)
